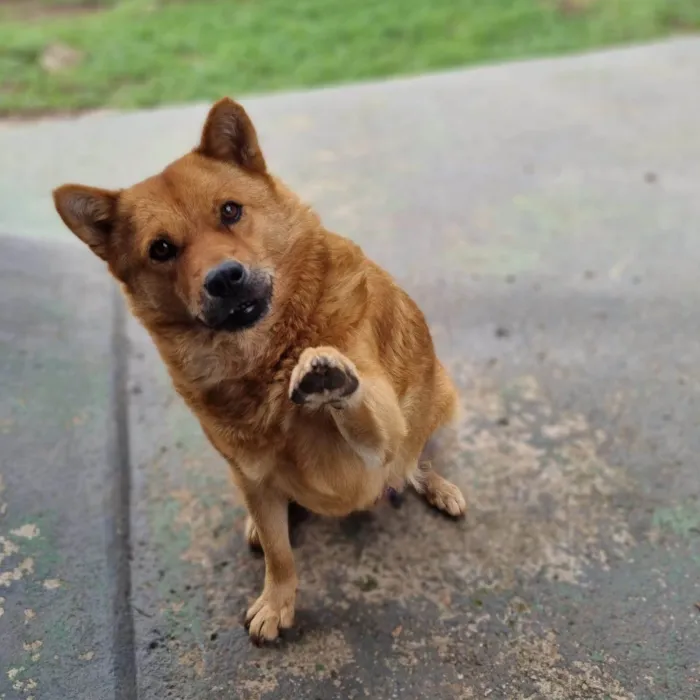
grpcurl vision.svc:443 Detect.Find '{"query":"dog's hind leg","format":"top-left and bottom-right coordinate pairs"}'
top-left (410, 368), bottom-right (467, 518)
top-left (245, 502), bottom-right (309, 552)
top-left (245, 515), bottom-right (262, 551)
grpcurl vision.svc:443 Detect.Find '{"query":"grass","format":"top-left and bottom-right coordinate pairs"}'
top-left (0, 0), bottom-right (699, 115)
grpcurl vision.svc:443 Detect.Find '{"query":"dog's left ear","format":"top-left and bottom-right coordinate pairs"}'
top-left (197, 98), bottom-right (267, 174)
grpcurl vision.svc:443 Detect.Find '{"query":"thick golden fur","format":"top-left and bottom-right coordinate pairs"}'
top-left (53, 98), bottom-right (466, 644)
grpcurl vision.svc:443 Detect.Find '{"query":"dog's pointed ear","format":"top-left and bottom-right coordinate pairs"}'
top-left (197, 98), bottom-right (267, 174)
top-left (53, 184), bottom-right (119, 261)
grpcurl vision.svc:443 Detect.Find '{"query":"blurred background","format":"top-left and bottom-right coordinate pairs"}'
top-left (1, 0), bottom-right (699, 116)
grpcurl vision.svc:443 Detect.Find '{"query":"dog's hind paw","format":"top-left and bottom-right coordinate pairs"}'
top-left (411, 466), bottom-right (467, 519)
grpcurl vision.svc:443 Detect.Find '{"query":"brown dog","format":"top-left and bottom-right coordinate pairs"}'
top-left (53, 98), bottom-right (466, 643)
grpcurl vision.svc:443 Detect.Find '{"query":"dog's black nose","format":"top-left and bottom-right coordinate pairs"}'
top-left (204, 261), bottom-right (247, 298)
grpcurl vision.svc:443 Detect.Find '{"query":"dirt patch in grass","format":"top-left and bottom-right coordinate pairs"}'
top-left (0, 0), bottom-right (109, 22)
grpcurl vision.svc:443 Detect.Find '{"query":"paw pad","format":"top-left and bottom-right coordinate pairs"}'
top-left (291, 356), bottom-right (358, 405)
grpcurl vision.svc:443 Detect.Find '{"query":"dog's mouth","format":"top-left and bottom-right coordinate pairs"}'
top-left (197, 267), bottom-right (273, 333)
top-left (222, 295), bottom-right (269, 331)
top-left (199, 293), bottom-right (271, 332)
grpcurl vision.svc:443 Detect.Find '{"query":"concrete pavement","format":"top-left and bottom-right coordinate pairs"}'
top-left (1, 38), bottom-right (700, 699)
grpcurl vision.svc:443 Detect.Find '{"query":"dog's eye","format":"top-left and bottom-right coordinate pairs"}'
top-left (149, 238), bottom-right (178, 262)
top-left (220, 200), bottom-right (243, 226)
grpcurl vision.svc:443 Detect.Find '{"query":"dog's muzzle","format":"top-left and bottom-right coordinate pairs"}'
top-left (199, 262), bottom-right (272, 332)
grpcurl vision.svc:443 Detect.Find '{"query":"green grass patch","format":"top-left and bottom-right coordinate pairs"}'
top-left (652, 504), bottom-right (700, 539)
top-left (1, 0), bottom-right (699, 115)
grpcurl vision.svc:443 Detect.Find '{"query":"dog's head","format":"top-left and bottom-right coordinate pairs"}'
top-left (54, 98), bottom-right (305, 335)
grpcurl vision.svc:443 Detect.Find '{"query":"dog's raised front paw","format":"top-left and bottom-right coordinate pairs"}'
top-left (289, 347), bottom-right (359, 408)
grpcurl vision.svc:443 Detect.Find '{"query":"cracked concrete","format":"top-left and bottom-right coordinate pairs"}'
top-left (2, 38), bottom-right (700, 699)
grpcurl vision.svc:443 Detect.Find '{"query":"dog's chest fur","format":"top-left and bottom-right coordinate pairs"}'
top-left (170, 356), bottom-right (387, 513)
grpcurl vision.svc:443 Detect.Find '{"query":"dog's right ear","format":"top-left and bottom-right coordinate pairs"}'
top-left (53, 184), bottom-right (119, 261)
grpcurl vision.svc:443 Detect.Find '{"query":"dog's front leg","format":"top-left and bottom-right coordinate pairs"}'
top-left (242, 486), bottom-right (297, 644)
top-left (289, 346), bottom-right (407, 468)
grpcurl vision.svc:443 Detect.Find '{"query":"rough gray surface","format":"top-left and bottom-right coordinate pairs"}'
top-left (2, 38), bottom-right (700, 699)
top-left (0, 238), bottom-right (130, 699)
